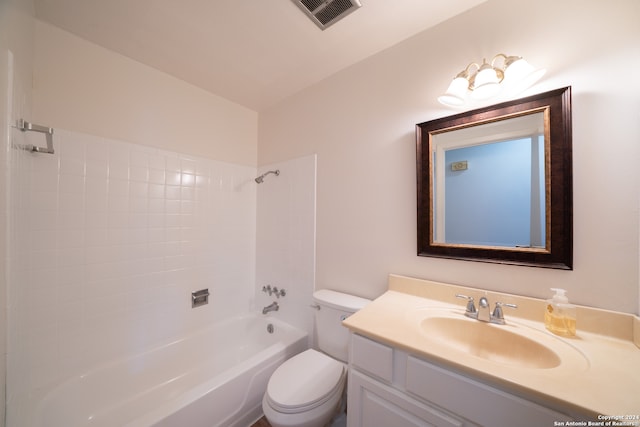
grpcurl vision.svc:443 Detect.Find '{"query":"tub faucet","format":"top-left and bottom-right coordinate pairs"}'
top-left (262, 301), bottom-right (279, 315)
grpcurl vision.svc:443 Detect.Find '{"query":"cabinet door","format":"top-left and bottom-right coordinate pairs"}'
top-left (348, 371), bottom-right (472, 427)
top-left (404, 355), bottom-right (568, 427)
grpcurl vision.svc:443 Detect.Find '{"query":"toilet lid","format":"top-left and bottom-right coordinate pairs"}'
top-left (266, 349), bottom-right (345, 413)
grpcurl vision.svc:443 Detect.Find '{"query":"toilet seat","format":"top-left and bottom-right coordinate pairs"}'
top-left (265, 349), bottom-right (346, 414)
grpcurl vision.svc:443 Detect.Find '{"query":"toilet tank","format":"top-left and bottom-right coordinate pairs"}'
top-left (313, 289), bottom-right (370, 362)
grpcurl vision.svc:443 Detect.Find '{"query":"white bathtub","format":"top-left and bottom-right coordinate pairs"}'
top-left (32, 314), bottom-right (308, 427)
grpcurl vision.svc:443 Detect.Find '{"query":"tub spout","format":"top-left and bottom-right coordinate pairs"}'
top-left (262, 302), bottom-right (279, 315)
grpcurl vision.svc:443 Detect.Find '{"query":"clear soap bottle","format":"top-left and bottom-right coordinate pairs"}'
top-left (544, 288), bottom-right (576, 337)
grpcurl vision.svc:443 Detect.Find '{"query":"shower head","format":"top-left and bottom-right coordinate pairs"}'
top-left (255, 169), bottom-right (280, 183)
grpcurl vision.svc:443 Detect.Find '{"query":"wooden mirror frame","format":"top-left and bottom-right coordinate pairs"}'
top-left (416, 87), bottom-right (573, 269)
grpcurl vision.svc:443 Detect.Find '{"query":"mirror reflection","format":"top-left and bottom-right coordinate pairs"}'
top-left (432, 111), bottom-right (548, 249)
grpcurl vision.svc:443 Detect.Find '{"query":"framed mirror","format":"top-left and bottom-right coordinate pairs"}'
top-left (416, 87), bottom-right (572, 269)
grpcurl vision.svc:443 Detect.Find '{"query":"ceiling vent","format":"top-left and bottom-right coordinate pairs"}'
top-left (292, 0), bottom-right (363, 30)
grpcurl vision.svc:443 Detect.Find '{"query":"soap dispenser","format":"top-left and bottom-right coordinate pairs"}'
top-left (544, 288), bottom-right (576, 337)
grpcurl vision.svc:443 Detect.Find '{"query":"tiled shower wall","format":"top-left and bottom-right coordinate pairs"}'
top-left (7, 128), bottom-right (257, 416)
top-left (255, 155), bottom-right (316, 342)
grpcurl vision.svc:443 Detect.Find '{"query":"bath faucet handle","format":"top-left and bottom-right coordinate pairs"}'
top-left (492, 302), bottom-right (518, 324)
top-left (262, 285), bottom-right (286, 298)
top-left (455, 294), bottom-right (476, 316)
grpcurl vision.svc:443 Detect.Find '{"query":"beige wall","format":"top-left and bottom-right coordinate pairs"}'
top-left (33, 21), bottom-right (258, 166)
top-left (259, 0), bottom-right (640, 313)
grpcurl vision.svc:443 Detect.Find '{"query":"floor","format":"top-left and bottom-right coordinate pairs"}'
top-left (251, 416), bottom-right (272, 427)
top-left (251, 412), bottom-right (347, 427)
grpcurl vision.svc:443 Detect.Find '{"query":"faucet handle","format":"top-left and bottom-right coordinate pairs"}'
top-left (272, 287), bottom-right (287, 298)
top-left (455, 294), bottom-right (476, 314)
top-left (492, 302), bottom-right (518, 324)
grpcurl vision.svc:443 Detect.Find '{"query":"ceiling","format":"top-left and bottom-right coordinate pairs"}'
top-left (34, 0), bottom-right (486, 111)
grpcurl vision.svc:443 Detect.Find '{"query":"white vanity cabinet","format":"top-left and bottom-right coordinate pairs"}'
top-left (347, 333), bottom-right (569, 427)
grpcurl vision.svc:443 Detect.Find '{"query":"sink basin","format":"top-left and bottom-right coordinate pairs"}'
top-left (420, 316), bottom-right (560, 369)
top-left (409, 310), bottom-right (589, 371)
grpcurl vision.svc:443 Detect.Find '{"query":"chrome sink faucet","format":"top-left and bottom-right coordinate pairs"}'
top-left (456, 294), bottom-right (517, 325)
top-left (477, 296), bottom-right (491, 322)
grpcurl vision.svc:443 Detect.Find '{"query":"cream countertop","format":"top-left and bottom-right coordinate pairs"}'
top-left (343, 274), bottom-right (640, 419)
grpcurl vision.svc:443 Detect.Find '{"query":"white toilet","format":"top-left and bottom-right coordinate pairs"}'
top-left (262, 289), bottom-right (370, 427)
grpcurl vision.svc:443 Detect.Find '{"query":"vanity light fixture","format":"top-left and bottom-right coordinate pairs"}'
top-left (438, 54), bottom-right (546, 107)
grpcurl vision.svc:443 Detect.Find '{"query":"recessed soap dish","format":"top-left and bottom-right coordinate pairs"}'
top-left (192, 289), bottom-right (209, 308)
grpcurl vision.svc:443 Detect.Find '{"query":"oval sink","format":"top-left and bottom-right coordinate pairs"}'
top-left (408, 309), bottom-right (589, 371)
top-left (420, 316), bottom-right (561, 369)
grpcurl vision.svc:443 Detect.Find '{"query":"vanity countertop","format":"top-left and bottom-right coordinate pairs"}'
top-left (343, 274), bottom-right (640, 420)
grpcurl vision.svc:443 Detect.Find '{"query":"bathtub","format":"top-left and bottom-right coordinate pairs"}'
top-left (31, 314), bottom-right (308, 427)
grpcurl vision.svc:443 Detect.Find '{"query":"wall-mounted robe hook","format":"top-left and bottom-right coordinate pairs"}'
top-left (15, 118), bottom-right (55, 154)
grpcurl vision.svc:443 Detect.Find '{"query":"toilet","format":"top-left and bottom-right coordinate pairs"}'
top-left (262, 289), bottom-right (370, 427)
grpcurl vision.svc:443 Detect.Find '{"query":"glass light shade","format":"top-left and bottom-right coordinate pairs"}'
top-left (503, 58), bottom-right (546, 94)
top-left (474, 64), bottom-right (499, 86)
top-left (470, 67), bottom-right (500, 100)
top-left (437, 77), bottom-right (469, 106)
top-left (503, 57), bottom-right (533, 82)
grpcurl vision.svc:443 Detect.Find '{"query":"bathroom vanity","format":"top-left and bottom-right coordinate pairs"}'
top-left (343, 275), bottom-right (640, 427)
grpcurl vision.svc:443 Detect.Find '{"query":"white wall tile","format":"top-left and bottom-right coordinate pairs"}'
top-left (148, 199), bottom-right (164, 214)
top-left (8, 128), bottom-right (258, 396)
top-left (58, 211), bottom-right (85, 229)
top-left (57, 229), bottom-right (84, 249)
top-left (108, 178), bottom-right (129, 196)
top-left (129, 166), bottom-right (148, 182)
top-left (165, 200), bottom-right (180, 215)
top-left (165, 185), bottom-right (181, 200)
top-left (165, 171), bottom-right (181, 186)
top-left (148, 169), bottom-right (165, 185)
top-left (130, 150), bottom-right (150, 168)
top-left (108, 212), bottom-right (129, 228)
top-left (108, 166), bottom-right (129, 181)
top-left (108, 195), bottom-right (129, 213)
top-left (165, 155), bottom-right (181, 172)
top-left (30, 191), bottom-right (57, 211)
top-left (85, 160), bottom-right (108, 179)
top-left (181, 173), bottom-right (195, 187)
top-left (59, 157), bottom-right (85, 176)
top-left (86, 139), bottom-right (109, 161)
top-left (31, 230), bottom-right (57, 251)
top-left (129, 197), bottom-right (148, 213)
top-left (148, 153), bottom-right (165, 170)
top-left (108, 143), bottom-right (130, 167)
top-left (31, 168), bottom-right (59, 193)
top-left (58, 192), bottom-right (84, 212)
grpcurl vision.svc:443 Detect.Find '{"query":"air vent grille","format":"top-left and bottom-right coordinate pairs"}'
top-left (316, 0), bottom-right (353, 25)
top-left (301, 0), bottom-right (326, 11)
top-left (293, 0), bottom-right (362, 30)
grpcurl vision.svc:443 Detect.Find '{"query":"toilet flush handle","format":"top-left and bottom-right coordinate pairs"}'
top-left (309, 304), bottom-right (321, 310)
